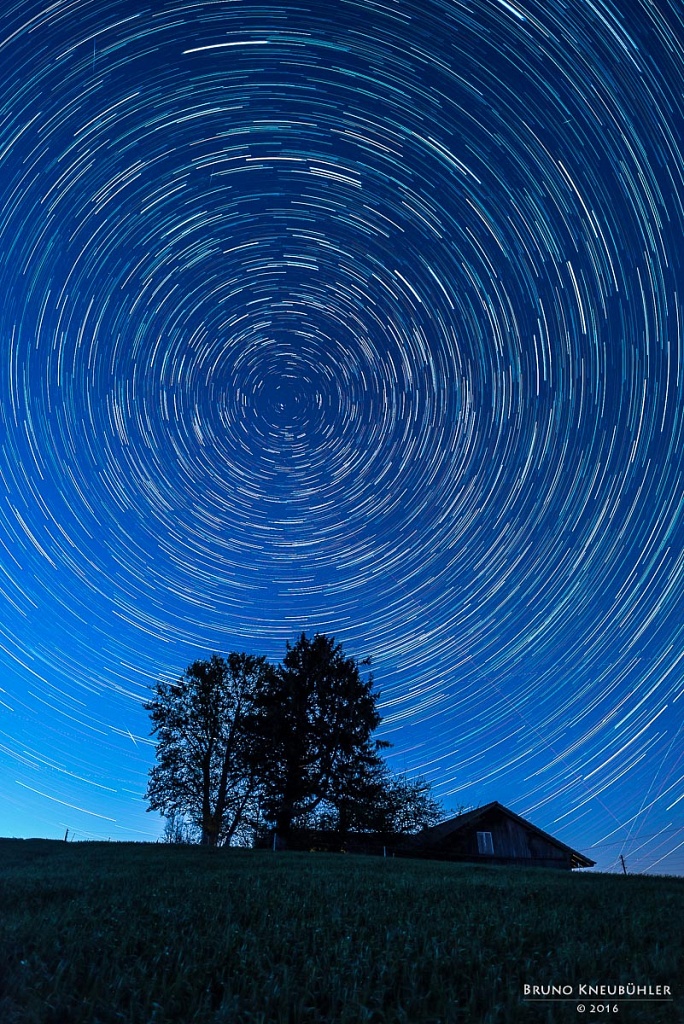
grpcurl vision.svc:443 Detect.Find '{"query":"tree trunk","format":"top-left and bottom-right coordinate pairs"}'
top-left (201, 749), bottom-right (215, 845)
top-left (276, 801), bottom-right (294, 839)
top-left (201, 817), bottom-right (219, 846)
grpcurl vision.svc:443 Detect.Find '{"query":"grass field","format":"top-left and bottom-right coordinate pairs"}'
top-left (0, 839), bottom-right (681, 1023)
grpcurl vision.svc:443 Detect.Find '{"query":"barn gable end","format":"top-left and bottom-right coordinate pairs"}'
top-left (402, 801), bottom-right (594, 869)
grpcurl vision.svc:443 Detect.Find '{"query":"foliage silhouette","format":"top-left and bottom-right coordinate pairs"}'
top-left (251, 632), bottom-right (388, 840)
top-left (145, 634), bottom-right (443, 845)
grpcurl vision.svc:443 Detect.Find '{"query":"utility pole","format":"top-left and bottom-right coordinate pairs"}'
top-left (620, 854), bottom-right (627, 875)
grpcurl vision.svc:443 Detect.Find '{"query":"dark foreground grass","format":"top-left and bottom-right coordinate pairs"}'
top-left (0, 840), bottom-right (681, 1024)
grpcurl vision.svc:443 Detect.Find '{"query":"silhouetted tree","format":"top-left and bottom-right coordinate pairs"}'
top-left (161, 810), bottom-right (196, 844)
top-left (377, 772), bottom-right (445, 833)
top-left (145, 635), bottom-right (444, 849)
top-left (144, 653), bottom-right (274, 846)
top-left (252, 633), bottom-right (388, 841)
top-left (320, 764), bottom-right (443, 835)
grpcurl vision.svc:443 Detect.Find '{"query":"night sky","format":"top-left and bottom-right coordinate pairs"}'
top-left (1, 0), bottom-right (683, 874)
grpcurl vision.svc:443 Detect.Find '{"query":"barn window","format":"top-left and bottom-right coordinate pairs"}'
top-left (477, 831), bottom-right (494, 855)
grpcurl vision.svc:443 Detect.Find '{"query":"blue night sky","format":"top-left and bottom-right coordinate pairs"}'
top-left (1, 0), bottom-right (683, 874)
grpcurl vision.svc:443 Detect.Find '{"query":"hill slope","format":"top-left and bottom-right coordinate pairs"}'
top-left (0, 839), bottom-right (681, 1023)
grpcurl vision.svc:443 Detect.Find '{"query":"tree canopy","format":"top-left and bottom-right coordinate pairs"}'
top-left (144, 653), bottom-right (272, 846)
top-left (144, 634), bottom-right (443, 846)
top-left (250, 632), bottom-right (388, 839)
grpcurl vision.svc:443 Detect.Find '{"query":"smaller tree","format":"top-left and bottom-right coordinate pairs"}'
top-left (145, 653), bottom-right (273, 846)
top-left (327, 765), bottom-right (444, 835)
top-left (161, 810), bottom-right (196, 845)
top-left (378, 773), bottom-right (444, 834)
top-left (289, 767), bottom-right (444, 837)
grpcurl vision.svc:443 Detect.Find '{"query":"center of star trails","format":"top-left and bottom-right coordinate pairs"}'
top-left (271, 378), bottom-right (303, 420)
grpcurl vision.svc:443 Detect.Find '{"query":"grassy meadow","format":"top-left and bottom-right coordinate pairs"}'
top-left (0, 839), bottom-right (681, 1024)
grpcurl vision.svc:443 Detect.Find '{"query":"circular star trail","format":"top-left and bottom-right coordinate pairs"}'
top-left (0, 0), bottom-right (683, 871)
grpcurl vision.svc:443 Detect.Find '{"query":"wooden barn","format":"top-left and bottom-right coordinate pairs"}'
top-left (400, 801), bottom-right (595, 869)
top-left (255, 803), bottom-right (594, 869)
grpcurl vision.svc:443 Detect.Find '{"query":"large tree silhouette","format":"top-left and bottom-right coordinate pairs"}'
top-left (252, 633), bottom-right (388, 841)
top-left (144, 653), bottom-right (273, 846)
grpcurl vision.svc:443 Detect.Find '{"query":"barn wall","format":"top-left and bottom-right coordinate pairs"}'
top-left (433, 809), bottom-right (571, 866)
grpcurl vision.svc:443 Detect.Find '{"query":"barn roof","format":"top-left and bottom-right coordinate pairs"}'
top-left (411, 801), bottom-right (595, 868)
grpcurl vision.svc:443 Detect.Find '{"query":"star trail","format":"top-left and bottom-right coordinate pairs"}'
top-left (1, 0), bottom-right (683, 873)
